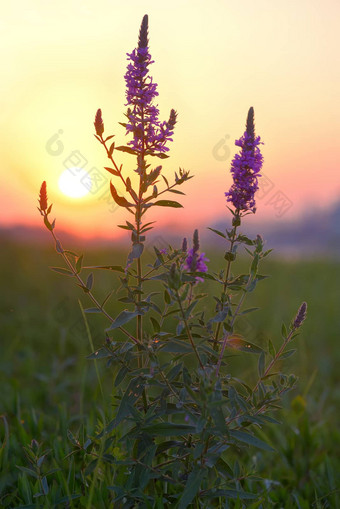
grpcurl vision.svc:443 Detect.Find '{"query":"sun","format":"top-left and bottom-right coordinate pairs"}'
top-left (58, 168), bottom-right (92, 198)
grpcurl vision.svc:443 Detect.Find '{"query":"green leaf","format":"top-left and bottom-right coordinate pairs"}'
top-left (41, 476), bottom-right (49, 495)
top-left (67, 429), bottom-right (79, 446)
top-left (258, 350), bottom-right (265, 376)
top-left (250, 254), bottom-right (259, 276)
top-left (108, 141), bottom-right (115, 156)
top-left (104, 166), bottom-right (120, 176)
top-left (54, 495), bottom-right (81, 505)
top-left (237, 234), bottom-right (255, 246)
top-left (55, 240), bottom-right (63, 253)
top-left (207, 227), bottom-right (226, 239)
top-left (268, 338), bottom-right (276, 358)
top-left (224, 251), bottom-right (236, 261)
top-left (115, 145), bottom-right (137, 155)
top-left (84, 265), bottom-right (125, 273)
top-left (142, 422), bottom-right (196, 437)
top-left (84, 307), bottom-right (102, 313)
top-left (108, 378), bottom-right (145, 429)
top-left (86, 273), bottom-right (93, 290)
top-left (44, 215), bottom-right (54, 231)
top-left (280, 349), bottom-right (297, 359)
top-left (115, 366), bottom-right (128, 387)
top-left (160, 339), bottom-right (193, 354)
top-left (152, 200), bottom-right (183, 208)
top-left (204, 489), bottom-right (256, 500)
top-left (87, 348), bottom-right (111, 359)
top-left (227, 336), bottom-right (263, 354)
top-left (37, 455), bottom-right (46, 468)
top-left (50, 267), bottom-right (74, 276)
top-left (178, 467), bottom-right (205, 509)
top-left (16, 466), bottom-right (39, 479)
top-left (167, 363), bottom-right (183, 382)
top-left (150, 317), bottom-right (160, 333)
top-left (239, 307), bottom-right (259, 315)
top-left (110, 182), bottom-right (134, 208)
top-left (168, 189), bottom-right (185, 195)
top-left (83, 439), bottom-right (92, 450)
top-left (107, 309), bottom-right (143, 330)
top-left (127, 242), bottom-right (144, 267)
top-left (118, 224), bottom-right (133, 230)
top-left (229, 430), bottom-right (275, 452)
top-left (146, 151), bottom-right (169, 159)
top-left (76, 255), bottom-right (83, 274)
top-left (281, 322), bottom-right (288, 338)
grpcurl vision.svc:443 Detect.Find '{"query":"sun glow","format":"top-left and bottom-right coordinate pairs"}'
top-left (58, 168), bottom-right (92, 198)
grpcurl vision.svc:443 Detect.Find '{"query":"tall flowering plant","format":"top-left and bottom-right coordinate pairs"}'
top-left (37, 15), bottom-right (307, 507)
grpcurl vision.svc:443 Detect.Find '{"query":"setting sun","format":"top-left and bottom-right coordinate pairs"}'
top-left (58, 168), bottom-right (92, 198)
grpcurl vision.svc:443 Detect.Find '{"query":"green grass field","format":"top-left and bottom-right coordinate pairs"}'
top-left (1, 237), bottom-right (339, 508)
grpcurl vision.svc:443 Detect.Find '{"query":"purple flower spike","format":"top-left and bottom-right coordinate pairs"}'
top-left (225, 107), bottom-right (264, 213)
top-left (183, 230), bottom-right (209, 283)
top-left (124, 15), bottom-right (177, 154)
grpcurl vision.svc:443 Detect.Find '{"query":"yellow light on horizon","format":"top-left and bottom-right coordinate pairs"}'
top-left (58, 168), bottom-right (92, 198)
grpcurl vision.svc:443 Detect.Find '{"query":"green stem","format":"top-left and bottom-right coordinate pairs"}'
top-left (176, 290), bottom-right (204, 370)
top-left (215, 274), bottom-right (251, 377)
top-left (47, 225), bottom-right (139, 345)
top-left (213, 214), bottom-right (240, 351)
top-left (252, 328), bottom-right (295, 394)
top-left (100, 135), bottom-right (138, 204)
top-left (136, 109), bottom-right (148, 413)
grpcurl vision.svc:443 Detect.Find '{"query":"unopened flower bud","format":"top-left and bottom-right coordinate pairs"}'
top-left (193, 229), bottom-right (200, 253)
top-left (168, 109), bottom-right (178, 129)
top-left (94, 108), bottom-right (104, 136)
top-left (168, 263), bottom-right (181, 290)
top-left (293, 302), bottom-right (307, 329)
top-left (39, 181), bottom-right (48, 212)
top-left (138, 14), bottom-right (149, 49)
top-left (246, 106), bottom-right (255, 143)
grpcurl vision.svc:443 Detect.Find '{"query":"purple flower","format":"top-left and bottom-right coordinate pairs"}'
top-left (124, 15), bottom-right (177, 154)
top-left (183, 230), bottom-right (209, 282)
top-left (225, 107), bottom-right (263, 213)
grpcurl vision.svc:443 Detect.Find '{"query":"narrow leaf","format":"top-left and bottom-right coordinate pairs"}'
top-left (86, 273), bottom-right (94, 290)
top-left (115, 145), bottom-right (137, 155)
top-left (107, 309), bottom-right (143, 330)
top-left (178, 467), bottom-right (205, 509)
top-left (104, 167), bottom-right (120, 176)
top-left (258, 350), bottom-right (265, 376)
top-left (229, 430), bottom-right (275, 452)
top-left (84, 265), bottom-right (125, 273)
top-left (207, 227), bottom-right (226, 239)
top-left (280, 349), bottom-right (297, 359)
top-left (50, 267), bottom-right (74, 276)
top-left (153, 200), bottom-right (183, 208)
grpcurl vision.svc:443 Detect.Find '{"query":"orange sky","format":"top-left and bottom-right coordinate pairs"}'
top-left (1, 0), bottom-right (340, 240)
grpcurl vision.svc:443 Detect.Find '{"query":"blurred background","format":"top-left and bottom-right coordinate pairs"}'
top-left (1, 0), bottom-right (340, 241)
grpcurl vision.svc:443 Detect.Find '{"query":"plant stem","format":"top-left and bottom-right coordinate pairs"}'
top-left (215, 274), bottom-right (251, 377)
top-left (135, 110), bottom-right (148, 413)
top-left (252, 328), bottom-right (295, 394)
top-left (48, 226), bottom-right (139, 345)
top-left (213, 214), bottom-right (240, 351)
top-left (100, 136), bottom-right (138, 204)
top-left (176, 290), bottom-right (204, 370)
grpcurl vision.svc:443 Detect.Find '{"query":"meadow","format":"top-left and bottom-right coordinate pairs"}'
top-left (0, 235), bottom-right (339, 508)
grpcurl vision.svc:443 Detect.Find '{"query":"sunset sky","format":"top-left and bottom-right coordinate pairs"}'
top-left (1, 0), bottom-right (340, 240)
